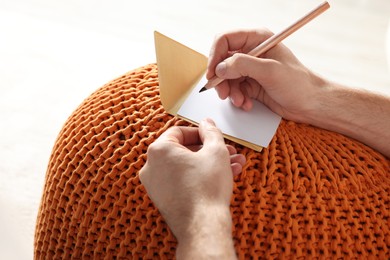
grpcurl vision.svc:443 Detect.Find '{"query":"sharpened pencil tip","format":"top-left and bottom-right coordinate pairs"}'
top-left (199, 86), bottom-right (207, 93)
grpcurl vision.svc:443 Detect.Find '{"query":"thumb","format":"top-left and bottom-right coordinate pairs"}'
top-left (198, 118), bottom-right (225, 148)
top-left (215, 53), bottom-right (275, 83)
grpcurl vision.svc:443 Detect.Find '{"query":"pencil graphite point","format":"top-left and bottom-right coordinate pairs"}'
top-left (199, 86), bottom-right (207, 93)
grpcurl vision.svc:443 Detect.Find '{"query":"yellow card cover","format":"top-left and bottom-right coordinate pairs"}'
top-left (154, 31), bottom-right (207, 115)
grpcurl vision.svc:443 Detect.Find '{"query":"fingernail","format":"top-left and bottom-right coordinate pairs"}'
top-left (205, 118), bottom-right (215, 126)
top-left (216, 62), bottom-right (227, 77)
top-left (229, 96), bottom-right (237, 106)
top-left (203, 118), bottom-right (215, 126)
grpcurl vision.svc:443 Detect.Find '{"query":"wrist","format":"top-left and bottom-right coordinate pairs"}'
top-left (176, 204), bottom-right (236, 259)
top-left (303, 78), bottom-right (338, 126)
top-left (292, 72), bottom-right (331, 125)
top-left (303, 81), bottom-right (359, 134)
top-left (302, 80), bottom-right (390, 156)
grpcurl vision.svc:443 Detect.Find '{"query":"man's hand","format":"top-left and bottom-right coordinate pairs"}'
top-left (207, 29), bottom-right (390, 157)
top-left (207, 29), bottom-right (326, 124)
top-left (139, 118), bottom-right (244, 259)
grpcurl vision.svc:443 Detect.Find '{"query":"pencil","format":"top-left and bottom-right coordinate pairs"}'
top-left (199, 1), bottom-right (330, 93)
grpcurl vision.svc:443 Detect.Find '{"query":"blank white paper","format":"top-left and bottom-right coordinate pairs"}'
top-left (178, 75), bottom-right (282, 148)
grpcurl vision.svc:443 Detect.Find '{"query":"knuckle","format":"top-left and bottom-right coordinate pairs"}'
top-left (258, 27), bottom-right (274, 38)
top-left (170, 125), bottom-right (182, 132)
top-left (206, 124), bottom-right (223, 137)
top-left (230, 53), bottom-right (246, 68)
top-left (231, 53), bottom-right (246, 63)
top-left (214, 32), bottom-right (225, 41)
top-left (230, 53), bottom-right (250, 76)
top-left (214, 144), bottom-right (230, 158)
top-left (139, 167), bottom-right (147, 183)
top-left (146, 142), bottom-right (167, 158)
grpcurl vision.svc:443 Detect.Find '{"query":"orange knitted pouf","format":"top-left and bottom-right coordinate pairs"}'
top-left (34, 64), bottom-right (390, 259)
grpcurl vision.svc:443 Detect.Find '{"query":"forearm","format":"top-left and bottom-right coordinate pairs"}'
top-left (176, 205), bottom-right (237, 260)
top-left (306, 81), bottom-right (390, 157)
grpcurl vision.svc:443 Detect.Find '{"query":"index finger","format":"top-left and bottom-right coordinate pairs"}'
top-left (206, 29), bottom-right (274, 79)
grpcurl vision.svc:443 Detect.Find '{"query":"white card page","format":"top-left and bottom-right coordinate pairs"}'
top-left (178, 75), bottom-right (281, 148)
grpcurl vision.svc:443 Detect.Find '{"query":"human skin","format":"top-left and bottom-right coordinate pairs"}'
top-left (139, 118), bottom-right (244, 259)
top-left (207, 29), bottom-right (390, 157)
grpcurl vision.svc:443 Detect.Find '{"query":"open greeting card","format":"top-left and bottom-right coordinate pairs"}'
top-left (154, 31), bottom-right (281, 151)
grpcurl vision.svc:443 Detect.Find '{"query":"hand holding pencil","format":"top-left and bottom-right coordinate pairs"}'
top-left (201, 1), bottom-right (329, 93)
top-left (202, 1), bottom-right (330, 118)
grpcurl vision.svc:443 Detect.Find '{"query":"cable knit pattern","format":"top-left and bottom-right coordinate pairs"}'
top-left (34, 64), bottom-right (390, 259)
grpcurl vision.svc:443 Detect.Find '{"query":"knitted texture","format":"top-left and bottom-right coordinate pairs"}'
top-left (35, 64), bottom-right (390, 259)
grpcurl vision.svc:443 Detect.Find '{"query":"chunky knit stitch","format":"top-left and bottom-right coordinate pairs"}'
top-left (35, 64), bottom-right (390, 259)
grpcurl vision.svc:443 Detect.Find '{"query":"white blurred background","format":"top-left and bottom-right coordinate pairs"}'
top-left (0, 0), bottom-right (389, 259)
